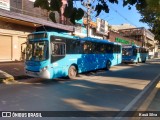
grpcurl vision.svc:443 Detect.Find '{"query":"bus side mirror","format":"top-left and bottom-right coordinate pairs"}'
top-left (21, 42), bottom-right (27, 60)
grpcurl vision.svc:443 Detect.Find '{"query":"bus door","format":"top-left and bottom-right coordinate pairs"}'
top-left (51, 42), bottom-right (66, 63)
top-left (50, 42), bottom-right (66, 77)
top-left (118, 45), bottom-right (122, 64)
top-left (21, 42), bottom-right (27, 61)
top-left (50, 36), bottom-right (66, 63)
top-left (133, 48), bottom-right (140, 62)
top-left (115, 45), bottom-right (121, 65)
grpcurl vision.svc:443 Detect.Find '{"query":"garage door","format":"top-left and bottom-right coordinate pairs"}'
top-left (0, 35), bottom-right (12, 60)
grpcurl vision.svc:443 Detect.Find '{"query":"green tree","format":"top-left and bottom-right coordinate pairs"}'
top-left (138, 0), bottom-right (160, 42)
top-left (34, 0), bottom-right (160, 42)
top-left (34, 0), bottom-right (84, 24)
top-left (33, 0), bottom-right (151, 23)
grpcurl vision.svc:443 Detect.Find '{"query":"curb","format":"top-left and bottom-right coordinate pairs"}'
top-left (136, 82), bottom-right (160, 120)
top-left (0, 61), bottom-right (24, 64)
top-left (138, 82), bottom-right (160, 111)
top-left (114, 73), bottom-right (160, 120)
top-left (0, 70), bottom-right (15, 84)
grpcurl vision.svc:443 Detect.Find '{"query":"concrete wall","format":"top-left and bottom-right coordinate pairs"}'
top-left (23, 0), bottom-right (49, 20)
top-left (0, 0), bottom-right (49, 62)
top-left (0, 21), bottom-right (31, 61)
top-left (10, 0), bottom-right (49, 20)
top-left (0, 21), bottom-right (34, 32)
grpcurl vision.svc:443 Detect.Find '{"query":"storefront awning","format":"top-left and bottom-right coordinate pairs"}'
top-left (0, 9), bottom-right (74, 32)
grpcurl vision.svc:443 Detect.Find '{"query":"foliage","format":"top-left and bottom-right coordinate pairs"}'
top-left (152, 21), bottom-right (160, 42)
top-left (33, 0), bottom-right (151, 23)
top-left (50, 0), bottom-right (62, 13)
top-left (34, 0), bottom-right (50, 10)
top-left (138, 0), bottom-right (160, 42)
top-left (49, 12), bottom-right (57, 23)
top-left (34, 0), bottom-right (160, 41)
top-left (34, 0), bottom-right (84, 24)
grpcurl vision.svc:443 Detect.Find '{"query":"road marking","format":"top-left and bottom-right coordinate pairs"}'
top-left (114, 73), bottom-right (160, 120)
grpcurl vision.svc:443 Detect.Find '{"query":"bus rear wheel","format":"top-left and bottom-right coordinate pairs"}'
top-left (142, 58), bottom-right (146, 63)
top-left (68, 66), bottom-right (77, 79)
top-left (135, 58), bottom-right (139, 64)
top-left (106, 61), bottom-right (111, 70)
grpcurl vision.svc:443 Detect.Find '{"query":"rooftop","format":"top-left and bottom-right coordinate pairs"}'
top-left (0, 9), bottom-right (74, 32)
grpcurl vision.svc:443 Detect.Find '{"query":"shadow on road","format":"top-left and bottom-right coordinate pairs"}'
top-left (0, 60), bottom-right (160, 117)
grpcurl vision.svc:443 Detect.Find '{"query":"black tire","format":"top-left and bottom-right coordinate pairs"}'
top-left (68, 65), bottom-right (77, 79)
top-left (136, 58), bottom-right (139, 64)
top-left (142, 58), bottom-right (146, 63)
top-left (106, 61), bottom-right (111, 70)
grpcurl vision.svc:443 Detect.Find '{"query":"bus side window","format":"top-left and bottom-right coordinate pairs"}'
top-left (83, 42), bottom-right (92, 54)
top-left (51, 43), bottom-right (66, 56)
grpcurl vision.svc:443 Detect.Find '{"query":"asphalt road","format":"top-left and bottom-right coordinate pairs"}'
top-left (0, 60), bottom-right (160, 120)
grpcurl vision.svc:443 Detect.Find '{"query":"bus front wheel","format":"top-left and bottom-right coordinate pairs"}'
top-left (106, 61), bottom-right (111, 70)
top-left (68, 66), bottom-right (77, 79)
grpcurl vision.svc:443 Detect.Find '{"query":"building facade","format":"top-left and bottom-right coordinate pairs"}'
top-left (110, 24), bottom-right (156, 57)
top-left (108, 31), bottom-right (142, 46)
top-left (82, 19), bottom-right (143, 46)
top-left (118, 27), bottom-right (155, 57)
top-left (0, 0), bottom-right (46, 61)
top-left (0, 0), bottom-right (73, 62)
top-left (110, 24), bottom-right (136, 31)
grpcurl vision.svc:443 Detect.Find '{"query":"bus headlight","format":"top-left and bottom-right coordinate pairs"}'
top-left (40, 66), bottom-right (48, 72)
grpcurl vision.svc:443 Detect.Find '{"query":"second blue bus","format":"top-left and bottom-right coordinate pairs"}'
top-left (122, 45), bottom-right (148, 63)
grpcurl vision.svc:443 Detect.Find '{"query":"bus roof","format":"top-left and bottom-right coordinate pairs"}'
top-left (78, 37), bottom-right (121, 45)
top-left (30, 31), bottom-right (121, 45)
top-left (122, 44), bottom-right (140, 48)
top-left (32, 31), bottom-right (79, 39)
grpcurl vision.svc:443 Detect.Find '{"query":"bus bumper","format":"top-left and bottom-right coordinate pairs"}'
top-left (25, 69), bottom-right (51, 79)
top-left (122, 59), bottom-right (134, 63)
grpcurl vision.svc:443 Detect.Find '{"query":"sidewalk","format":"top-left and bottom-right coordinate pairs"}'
top-left (147, 82), bottom-right (160, 110)
top-left (136, 82), bottom-right (160, 120)
top-left (0, 70), bottom-right (14, 83)
top-left (0, 62), bottom-right (25, 83)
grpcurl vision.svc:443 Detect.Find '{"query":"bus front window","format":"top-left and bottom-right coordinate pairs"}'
top-left (26, 41), bottom-right (48, 61)
top-left (122, 48), bottom-right (133, 56)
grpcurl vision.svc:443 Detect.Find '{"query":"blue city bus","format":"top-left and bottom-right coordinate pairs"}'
top-left (122, 45), bottom-right (148, 63)
top-left (25, 31), bottom-right (122, 79)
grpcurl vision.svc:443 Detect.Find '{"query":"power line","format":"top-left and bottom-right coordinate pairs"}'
top-left (109, 4), bottom-right (138, 27)
top-left (84, 0), bottom-right (138, 27)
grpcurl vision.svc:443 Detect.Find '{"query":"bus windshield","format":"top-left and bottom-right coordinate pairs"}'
top-left (122, 48), bottom-right (133, 56)
top-left (26, 41), bottom-right (48, 61)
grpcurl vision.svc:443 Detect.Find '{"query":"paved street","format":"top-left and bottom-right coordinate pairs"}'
top-left (0, 59), bottom-right (160, 119)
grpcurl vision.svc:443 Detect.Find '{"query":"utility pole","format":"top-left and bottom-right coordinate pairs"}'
top-left (86, 0), bottom-right (91, 37)
top-left (22, 0), bottom-right (24, 14)
top-left (82, 0), bottom-right (91, 37)
top-left (61, 0), bottom-right (68, 24)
